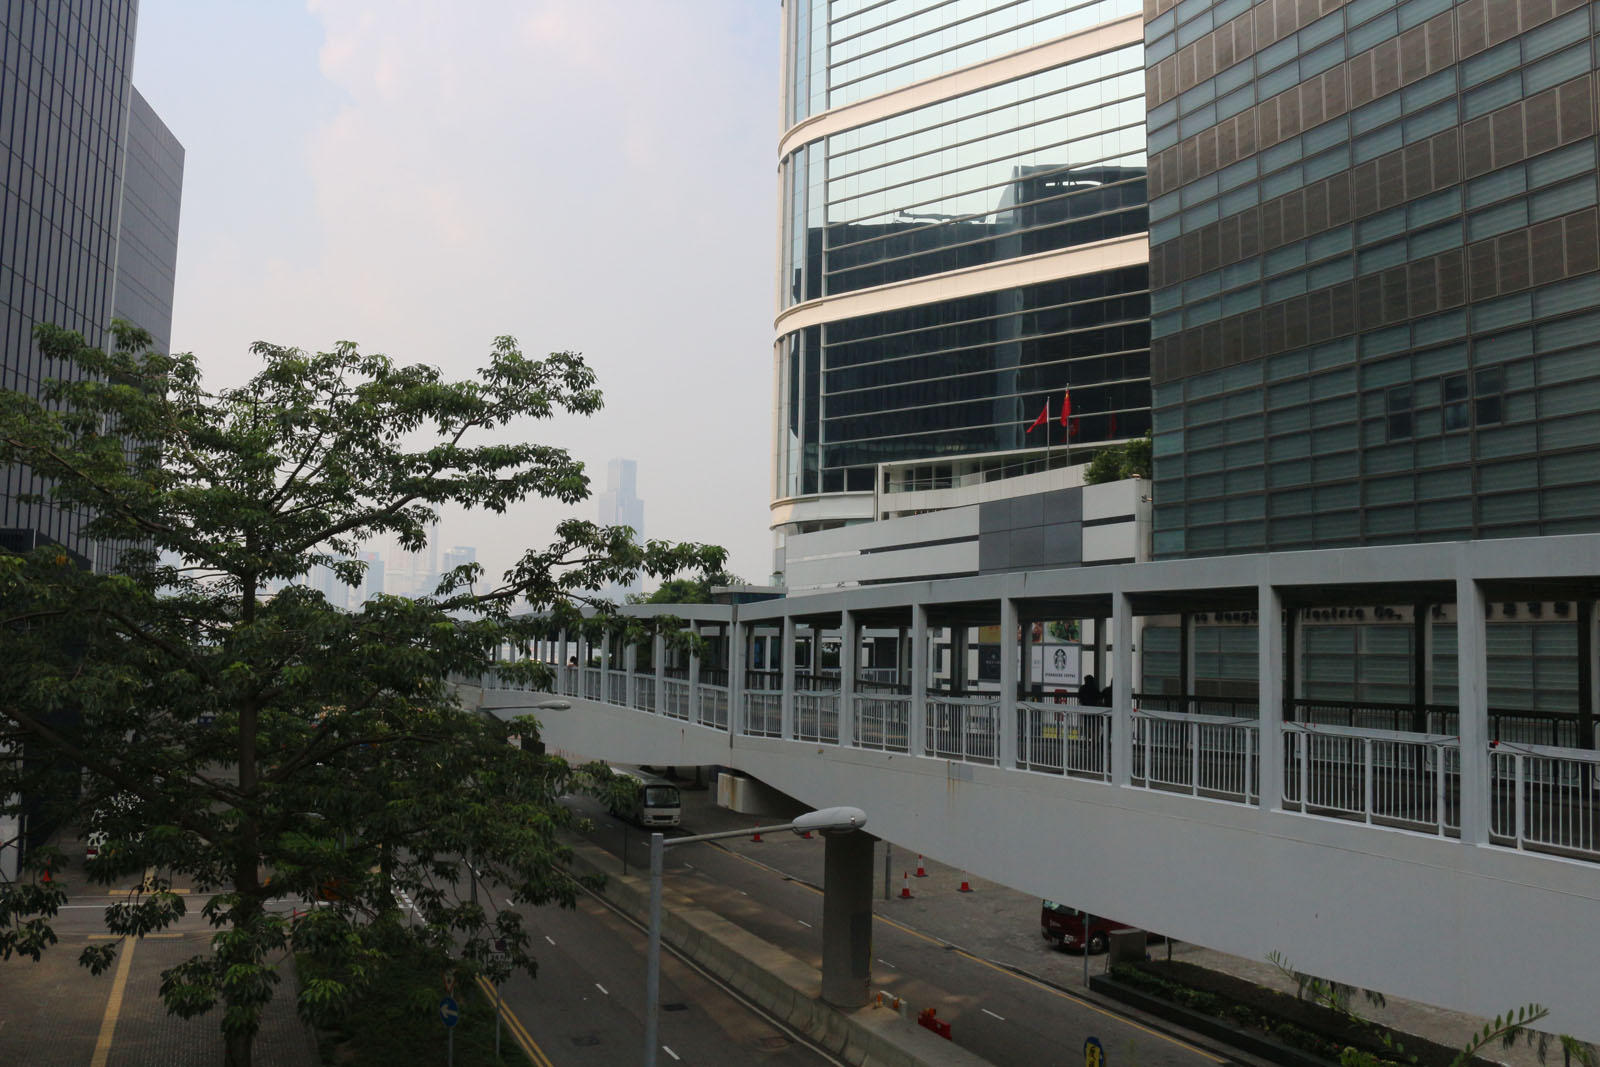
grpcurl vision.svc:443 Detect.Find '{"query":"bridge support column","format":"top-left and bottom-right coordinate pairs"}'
top-left (781, 615), bottom-right (797, 739)
top-left (1258, 580), bottom-right (1285, 810)
top-left (1456, 572), bottom-right (1489, 844)
top-left (1000, 596), bottom-right (1018, 768)
top-left (730, 617), bottom-right (747, 736)
top-left (1413, 604), bottom-right (1432, 733)
top-left (1020, 615), bottom-right (1034, 701)
top-left (625, 641), bottom-right (637, 709)
top-left (840, 611), bottom-right (857, 747)
top-left (911, 604), bottom-right (928, 756)
top-left (820, 829), bottom-right (874, 1008)
top-left (687, 623), bottom-right (701, 724)
top-left (1113, 591), bottom-right (1133, 786)
top-left (558, 629), bottom-right (569, 693)
top-left (1180, 612), bottom-right (1195, 709)
top-left (600, 627), bottom-right (612, 701)
top-left (952, 625), bottom-right (968, 694)
top-left (654, 633), bottom-right (665, 715)
top-left (1579, 600), bottom-right (1595, 752)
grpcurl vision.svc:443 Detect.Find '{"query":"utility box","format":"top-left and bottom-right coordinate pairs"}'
top-left (1108, 929), bottom-right (1147, 964)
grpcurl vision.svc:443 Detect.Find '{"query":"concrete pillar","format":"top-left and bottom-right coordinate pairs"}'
top-left (820, 830), bottom-right (874, 1008)
top-left (840, 611), bottom-right (857, 748)
top-left (625, 640), bottom-right (638, 708)
top-left (1112, 591), bottom-right (1134, 786)
top-left (654, 632), bottom-right (666, 715)
top-left (781, 615), bottom-right (797, 739)
top-left (688, 623), bottom-right (701, 722)
top-left (1413, 604), bottom-right (1431, 733)
top-left (1000, 596), bottom-right (1019, 768)
top-left (952, 625), bottom-right (968, 695)
top-left (558, 629), bottom-right (570, 693)
top-left (1093, 617), bottom-right (1106, 687)
top-left (1020, 616), bottom-right (1034, 701)
top-left (1579, 600), bottom-right (1596, 751)
top-left (1455, 572), bottom-right (1490, 844)
top-left (1259, 580), bottom-right (1285, 811)
top-left (1180, 612), bottom-right (1195, 710)
top-left (600, 627), bottom-right (612, 701)
top-left (911, 604), bottom-right (928, 755)
top-left (730, 617), bottom-right (748, 737)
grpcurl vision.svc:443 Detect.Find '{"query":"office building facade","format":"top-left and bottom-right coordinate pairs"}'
top-left (1, 0), bottom-right (183, 567)
top-left (773, 1), bottom-right (1156, 558)
top-left (1145, 0), bottom-right (1600, 558)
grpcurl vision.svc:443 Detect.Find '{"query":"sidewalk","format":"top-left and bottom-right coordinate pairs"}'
top-left (661, 776), bottom-right (1554, 1067)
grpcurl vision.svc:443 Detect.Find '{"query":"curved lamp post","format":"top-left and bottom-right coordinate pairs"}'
top-left (644, 806), bottom-right (868, 1067)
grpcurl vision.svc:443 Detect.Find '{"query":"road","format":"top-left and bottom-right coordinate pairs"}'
top-left (568, 789), bottom-right (1262, 1067)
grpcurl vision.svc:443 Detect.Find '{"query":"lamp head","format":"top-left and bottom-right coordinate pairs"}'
top-left (791, 806), bottom-right (867, 837)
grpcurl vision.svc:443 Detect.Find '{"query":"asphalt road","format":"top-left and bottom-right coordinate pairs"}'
top-left (569, 790), bottom-right (1258, 1067)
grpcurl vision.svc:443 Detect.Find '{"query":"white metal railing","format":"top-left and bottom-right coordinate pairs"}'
top-left (633, 674), bottom-right (655, 713)
top-left (926, 697), bottom-right (999, 765)
top-left (855, 694), bottom-right (910, 752)
top-left (1283, 722), bottom-right (1460, 837)
top-left (560, 667), bottom-right (578, 697)
top-left (661, 677), bottom-right (690, 721)
top-left (605, 670), bottom-right (628, 706)
top-left (1017, 703), bottom-right (1111, 781)
top-left (1131, 708), bottom-right (1258, 805)
top-left (1491, 743), bottom-right (1600, 861)
top-left (697, 683), bottom-right (728, 729)
top-left (795, 690), bottom-right (840, 744)
top-left (744, 689), bottom-right (782, 738)
top-left (582, 668), bottom-right (603, 701)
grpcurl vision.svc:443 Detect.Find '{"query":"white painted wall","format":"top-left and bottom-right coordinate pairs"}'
top-left (512, 694), bottom-right (1600, 1042)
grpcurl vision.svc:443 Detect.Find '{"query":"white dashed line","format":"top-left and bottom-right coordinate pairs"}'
top-left (545, 936), bottom-right (556, 946)
top-left (662, 1046), bottom-right (681, 1061)
top-left (982, 1008), bottom-right (1006, 1021)
top-left (877, 958), bottom-right (897, 969)
top-left (595, 983), bottom-right (609, 995)
top-left (797, 919), bottom-right (812, 928)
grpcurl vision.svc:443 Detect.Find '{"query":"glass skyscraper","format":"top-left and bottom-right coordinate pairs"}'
top-left (774, 1), bottom-right (1154, 544)
top-left (1145, 0), bottom-right (1600, 558)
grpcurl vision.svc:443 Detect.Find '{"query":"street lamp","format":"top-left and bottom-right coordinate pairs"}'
top-left (643, 806), bottom-right (867, 1067)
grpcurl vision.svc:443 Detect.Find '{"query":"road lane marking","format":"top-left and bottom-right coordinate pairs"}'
top-left (89, 937), bottom-right (134, 1067)
top-left (982, 1008), bottom-right (1006, 1021)
top-left (797, 919), bottom-right (812, 928)
top-left (663, 1045), bottom-right (681, 1061)
top-left (712, 842), bottom-right (1225, 1063)
top-left (474, 975), bottom-right (553, 1067)
top-left (877, 958), bottom-right (897, 968)
top-left (545, 935), bottom-right (556, 945)
top-left (595, 982), bottom-right (609, 995)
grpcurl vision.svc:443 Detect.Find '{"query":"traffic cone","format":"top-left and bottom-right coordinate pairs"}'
top-left (40, 866), bottom-right (50, 884)
top-left (751, 831), bottom-right (763, 842)
top-left (799, 830), bottom-right (813, 839)
top-left (958, 875), bottom-right (973, 893)
top-left (914, 856), bottom-right (927, 877)
top-left (900, 871), bottom-right (913, 899)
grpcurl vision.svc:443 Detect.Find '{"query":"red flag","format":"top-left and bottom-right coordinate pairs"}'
top-left (1068, 417), bottom-right (1080, 439)
top-left (1059, 388), bottom-right (1071, 427)
top-left (1025, 399), bottom-right (1050, 434)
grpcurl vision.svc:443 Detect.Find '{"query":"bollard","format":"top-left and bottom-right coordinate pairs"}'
top-left (914, 856), bottom-right (928, 877)
top-left (900, 871), bottom-right (913, 899)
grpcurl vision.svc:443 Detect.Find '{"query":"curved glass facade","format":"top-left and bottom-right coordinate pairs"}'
top-left (775, 1), bottom-right (1153, 511)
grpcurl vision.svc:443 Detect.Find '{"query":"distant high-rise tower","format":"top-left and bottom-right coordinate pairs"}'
top-left (597, 458), bottom-right (645, 598)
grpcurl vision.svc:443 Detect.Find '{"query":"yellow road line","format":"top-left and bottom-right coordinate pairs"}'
top-left (89, 937), bottom-right (135, 1067)
top-left (474, 974), bottom-right (553, 1067)
top-left (713, 844), bottom-right (1223, 1063)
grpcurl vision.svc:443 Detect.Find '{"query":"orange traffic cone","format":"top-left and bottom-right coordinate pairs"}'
top-left (751, 831), bottom-right (763, 842)
top-left (914, 856), bottom-right (928, 877)
top-left (958, 876), bottom-right (973, 893)
top-left (900, 871), bottom-right (913, 899)
top-left (799, 830), bottom-right (813, 839)
top-left (40, 866), bottom-right (50, 884)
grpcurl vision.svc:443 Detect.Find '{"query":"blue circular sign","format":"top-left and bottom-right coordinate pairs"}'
top-left (1084, 1035), bottom-right (1106, 1067)
top-left (440, 996), bottom-right (460, 1028)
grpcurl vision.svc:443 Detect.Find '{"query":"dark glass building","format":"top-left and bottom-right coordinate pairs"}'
top-left (1145, 0), bottom-right (1600, 558)
top-left (774, 1), bottom-right (1154, 545)
top-left (0, 0), bottom-right (183, 567)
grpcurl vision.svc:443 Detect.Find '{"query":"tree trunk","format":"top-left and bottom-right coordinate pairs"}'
top-left (225, 1029), bottom-right (254, 1067)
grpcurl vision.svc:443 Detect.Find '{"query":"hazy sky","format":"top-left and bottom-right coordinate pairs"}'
top-left (130, 0), bottom-right (780, 588)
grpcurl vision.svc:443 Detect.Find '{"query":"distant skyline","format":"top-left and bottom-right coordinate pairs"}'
top-left (129, 1), bottom-right (777, 592)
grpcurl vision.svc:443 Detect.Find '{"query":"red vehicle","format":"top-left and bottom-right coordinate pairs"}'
top-left (1040, 900), bottom-right (1135, 954)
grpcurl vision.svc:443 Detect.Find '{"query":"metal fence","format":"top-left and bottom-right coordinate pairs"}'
top-left (1131, 709), bottom-right (1258, 805)
top-left (582, 668), bottom-right (603, 701)
top-left (1490, 744), bottom-right (1600, 861)
top-left (796, 690), bottom-right (840, 744)
top-left (1282, 723), bottom-right (1460, 837)
top-left (1016, 703), bottom-right (1111, 780)
top-left (926, 697), bottom-right (999, 764)
top-left (633, 675), bottom-right (655, 714)
top-left (606, 670), bottom-right (628, 707)
top-left (697, 684), bottom-right (728, 730)
top-left (855, 694), bottom-right (910, 752)
top-left (744, 688), bottom-right (782, 738)
top-left (661, 677), bottom-right (690, 721)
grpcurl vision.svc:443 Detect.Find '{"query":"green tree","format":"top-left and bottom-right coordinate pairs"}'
top-left (630, 570), bottom-right (745, 604)
top-left (0, 323), bottom-right (725, 1067)
top-left (1083, 433), bottom-right (1153, 485)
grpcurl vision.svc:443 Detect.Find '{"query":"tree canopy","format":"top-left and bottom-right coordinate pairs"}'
top-left (0, 324), bottom-right (725, 1066)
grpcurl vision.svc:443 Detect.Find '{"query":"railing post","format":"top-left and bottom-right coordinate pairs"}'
top-left (558, 628), bottom-right (569, 694)
top-left (625, 640), bottom-right (637, 709)
top-left (1456, 570), bottom-right (1490, 845)
top-left (1000, 596), bottom-right (1018, 769)
top-left (730, 614), bottom-right (747, 737)
top-left (840, 610), bottom-right (857, 748)
top-left (1258, 578), bottom-right (1285, 811)
top-left (688, 622), bottom-right (701, 722)
top-left (781, 614), bottom-right (797, 739)
top-left (1180, 611), bottom-right (1195, 712)
top-left (1113, 590), bottom-right (1133, 787)
top-left (1513, 753), bottom-right (1525, 849)
top-left (911, 603), bottom-right (928, 756)
top-left (600, 627), bottom-right (612, 703)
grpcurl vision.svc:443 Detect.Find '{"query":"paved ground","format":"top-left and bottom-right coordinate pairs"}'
top-left (0, 843), bottom-right (320, 1067)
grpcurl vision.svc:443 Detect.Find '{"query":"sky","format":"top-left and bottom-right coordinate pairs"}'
top-left (129, 0), bottom-right (780, 588)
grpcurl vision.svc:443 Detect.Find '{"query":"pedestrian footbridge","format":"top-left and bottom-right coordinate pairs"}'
top-left (470, 534), bottom-right (1600, 1041)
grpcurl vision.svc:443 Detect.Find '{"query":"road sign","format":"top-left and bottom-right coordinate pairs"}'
top-left (1084, 1035), bottom-right (1106, 1066)
top-left (490, 937), bottom-right (510, 965)
top-left (440, 997), bottom-right (460, 1028)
